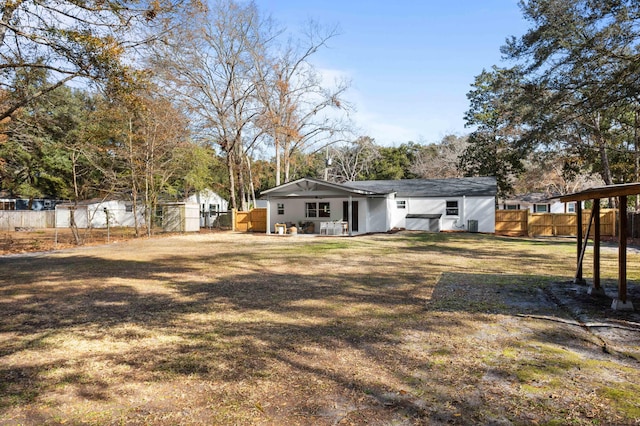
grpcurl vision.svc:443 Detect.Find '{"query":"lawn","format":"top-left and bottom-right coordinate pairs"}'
top-left (1, 231), bottom-right (639, 425)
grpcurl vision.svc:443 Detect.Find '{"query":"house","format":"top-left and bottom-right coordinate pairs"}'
top-left (55, 199), bottom-right (144, 228)
top-left (498, 193), bottom-right (581, 213)
top-left (260, 177), bottom-right (497, 235)
top-left (0, 196), bottom-right (60, 211)
top-left (185, 189), bottom-right (229, 228)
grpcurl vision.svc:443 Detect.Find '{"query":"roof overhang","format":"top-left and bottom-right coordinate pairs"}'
top-left (260, 177), bottom-right (386, 199)
top-left (558, 182), bottom-right (640, 202)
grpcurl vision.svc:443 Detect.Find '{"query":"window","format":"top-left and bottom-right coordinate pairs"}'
top-left (445, 200), bottom-right (459, 216)
top-left (125, 204), bottom-right (133, 213)
top-left (277, 203), bottom-right (284, 215)
top-left (396, 200), bottom-right (406, 209)
top-left (504, 204), bottom-right (519, 210)
top-left (306, 202), bottom-right (330, 218)
top-left (319, 202), bottom-right (330, 217)
top-left (534, 204), bottom-right (548, 213)
top-left (305, 202), bottom-right (317, 218)
top-left (567, 202), bottom-right (576, 213)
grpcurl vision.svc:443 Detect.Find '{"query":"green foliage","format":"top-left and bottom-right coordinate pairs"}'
top-left (464, 0), bottom-right (640, 193)
top-left (364, 143), bottom-right (420, 180)
top-left (0, 84), bottom-right (94, 199)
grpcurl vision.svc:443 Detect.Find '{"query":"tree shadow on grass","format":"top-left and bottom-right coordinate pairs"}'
top-left (2, 236), bottom-right (639, 425)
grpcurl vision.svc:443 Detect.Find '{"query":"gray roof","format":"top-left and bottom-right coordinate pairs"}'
top-left (342, 177), bottom-right (497, 198)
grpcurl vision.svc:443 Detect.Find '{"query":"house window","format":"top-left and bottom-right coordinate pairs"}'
top-left (306, 202), bottom-right (330, 218)
top-left (305, 202), bottom-right (317, 218)
top-left (277, 203), bottom-right (284, 215)
top-left (125, 204), bottom-right (133, 213)
top-left (445, 200), bottom-right (459, 216)
top-left (505, 204), bottom-right (519, 210)
top-left (534, 204), bottom-right (548, 213)
top-left (567, 202), bottom-right (576, 213)
top-left (319, 202), bottom-right (330, 218)
top-left (397, 200), bottom-right (406, 209)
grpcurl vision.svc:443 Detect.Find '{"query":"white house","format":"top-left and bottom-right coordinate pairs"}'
top-left (55, 199), bottom-right (144, 228)
top-left (185, 189), bottom-right (229, 228)
top-left (260, 177), bottom-right (497, 235)
top-left (498, 193), bottom-right (581, 213)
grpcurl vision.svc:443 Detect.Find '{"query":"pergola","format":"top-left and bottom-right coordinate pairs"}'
top-left (559, 182), bottom-right (640, 311)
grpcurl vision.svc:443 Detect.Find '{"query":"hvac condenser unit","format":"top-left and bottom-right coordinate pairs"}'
top-left (467, 219), bottom-right (479, 233)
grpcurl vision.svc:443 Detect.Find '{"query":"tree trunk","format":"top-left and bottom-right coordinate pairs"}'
top-left (274, 131), bottom-right (281, 186)
top-left (246, 154), bottom-right (257, 208)
top-left (283, 138), bottom-right (292, 183)
top-left (591, 114), bottom-right (614, 187)
top-left (226, 149), bottom-right (237, 210)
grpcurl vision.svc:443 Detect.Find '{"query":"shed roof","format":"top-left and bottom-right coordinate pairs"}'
top-left (559, 182), bottom-right (640, 202)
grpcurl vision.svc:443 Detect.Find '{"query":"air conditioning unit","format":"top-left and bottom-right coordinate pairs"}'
top-left (467, 219), bottom-right (479, 233)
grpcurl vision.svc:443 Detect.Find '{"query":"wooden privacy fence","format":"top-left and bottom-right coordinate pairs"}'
top-left (0, 211), bottom-right (55, 230)
top-left (234, 208), bottom-right (267, 232)
top-left (495, 209), bottom-right (617, 237)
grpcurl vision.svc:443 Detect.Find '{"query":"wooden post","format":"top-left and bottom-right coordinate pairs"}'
top-left (575, 202), bottom-right (585, 284)
top-left (232, 208), bottom-right (236, 232)
top-left (619, 196), bottom-right (628, 304)
top-left (593, 200), bottom-right (600, 290)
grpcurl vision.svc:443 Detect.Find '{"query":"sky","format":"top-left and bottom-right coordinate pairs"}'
top-left (254, 0), bottom-right (530, 146)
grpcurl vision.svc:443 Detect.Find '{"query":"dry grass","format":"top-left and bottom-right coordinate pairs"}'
top-left (1, 231), bottom-right (640, 425)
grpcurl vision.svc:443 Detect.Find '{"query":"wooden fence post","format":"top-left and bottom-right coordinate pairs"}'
top-left (232, 208), bottom-right (236, 232)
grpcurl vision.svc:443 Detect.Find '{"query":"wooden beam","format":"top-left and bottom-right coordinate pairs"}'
top-left (576, 207), bottom-right (595, 284)
top-left (559, 183), bottom-right (640, 203)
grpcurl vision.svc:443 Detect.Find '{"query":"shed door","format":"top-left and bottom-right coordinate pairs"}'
top-left (342, 201), bottom-right (359, 232)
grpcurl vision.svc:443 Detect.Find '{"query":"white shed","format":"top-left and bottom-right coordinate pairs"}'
top-left (55, 199), bottom-right (144, 228)
top-left (161, 202), bottom-right (200, 232)
top-left (185, 189), bottom-right (229, 227)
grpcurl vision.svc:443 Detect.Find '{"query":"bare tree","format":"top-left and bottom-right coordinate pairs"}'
top-left (151, 0), bottom-right (274, 210)
top-left (411, 134), bottom-right (468, 179)
top-left (327, 136), bottom-right (380, 183)
top-left (253, 21), bottom-right (352, 185)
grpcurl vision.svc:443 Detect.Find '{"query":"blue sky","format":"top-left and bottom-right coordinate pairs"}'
top-left (255, 1), bottom-right (529, 145)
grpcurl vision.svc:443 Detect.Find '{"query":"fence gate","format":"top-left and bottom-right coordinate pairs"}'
top-left (234, 208), bottom-right (267, 232)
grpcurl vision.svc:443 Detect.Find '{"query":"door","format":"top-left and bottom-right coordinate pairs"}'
top-left (342, 201), bottom-right (359, 232)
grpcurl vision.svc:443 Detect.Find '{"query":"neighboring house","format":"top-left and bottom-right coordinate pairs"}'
top-left (185, 189), bottom-right (229, 228)
top-left (0, 197), bottom-right (60, 211)
top-left (260, 177), bottom-right (497, 235)
top-left (498, 193), bottom-right (580, 213)
top-left (55, 199), bottom-right (144, 228)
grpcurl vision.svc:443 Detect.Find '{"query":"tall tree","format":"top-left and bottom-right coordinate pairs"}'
top-left (151, 0), bottom-right (272, 211)
top-left (252, 21), bottom-right (351, 185)
top-left (0, 0), bottom-right (191, 121)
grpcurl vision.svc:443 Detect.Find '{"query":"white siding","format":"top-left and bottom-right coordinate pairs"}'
top-left (388, 196), bottom-right (495, 233)
top-left (365, 198), bottom-right (389, 233)
top-left (266, 194), bottom-right (496, 234)
top-left (55, 201), bottom-right (145, 228)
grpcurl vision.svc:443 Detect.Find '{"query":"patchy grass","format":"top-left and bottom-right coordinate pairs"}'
top-left (0, 231), bottom-right (639, 425)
